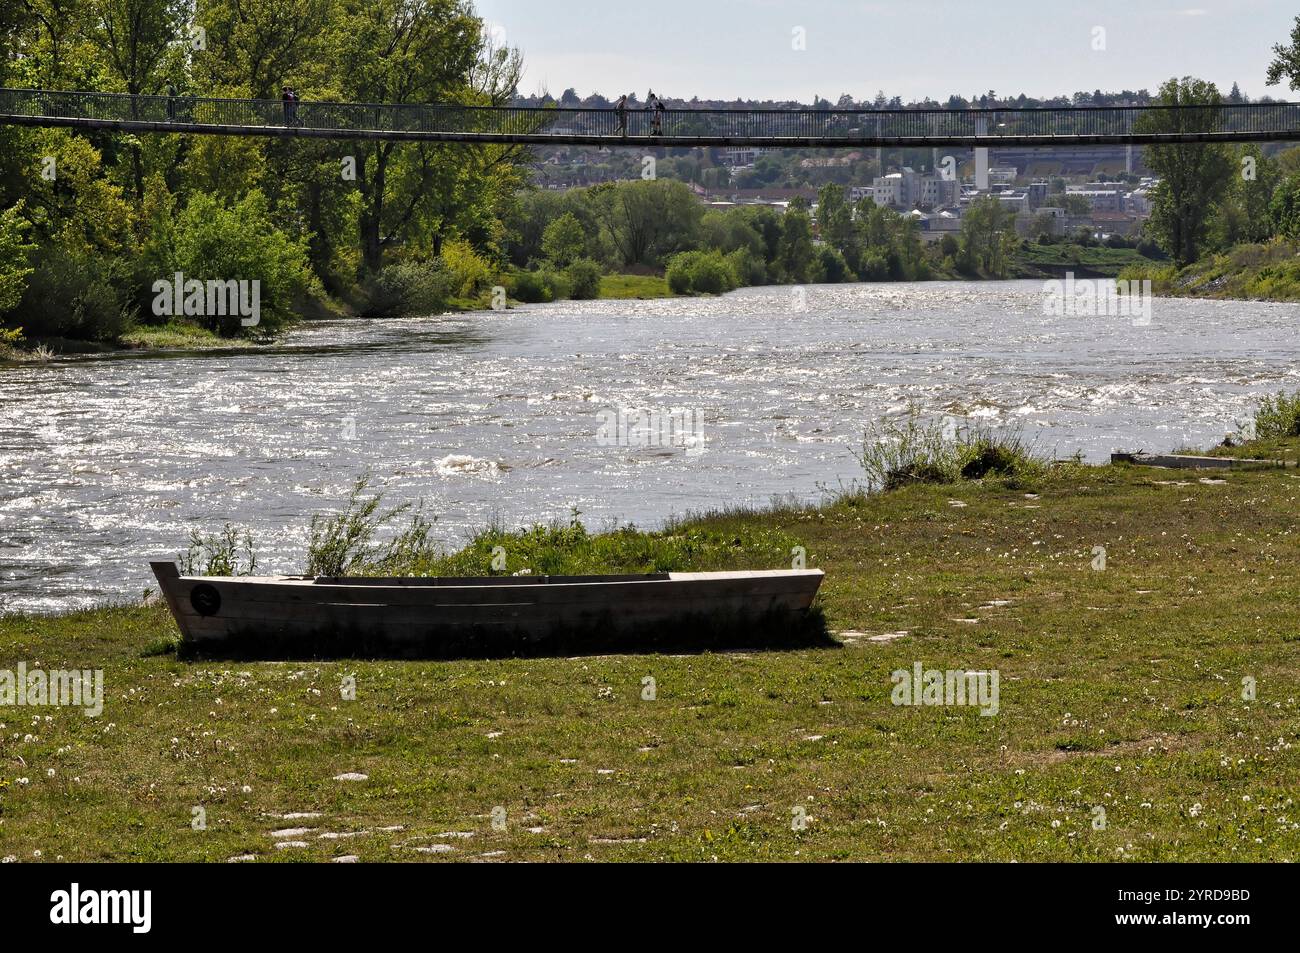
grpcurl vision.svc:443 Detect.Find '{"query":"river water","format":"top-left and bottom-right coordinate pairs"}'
top-left (2, 280), bottom-right (1297, 613)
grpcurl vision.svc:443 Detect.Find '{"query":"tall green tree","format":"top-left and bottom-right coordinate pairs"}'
top-left (777, 203), bottom-right (816, 282)
top-left (1266, 14), bottom-right (1300, 91)
top-left (89, 0), bottom-right (188, 197)
top-left (958, 195), bottom-right (1015, 277)
top-left (330, 0), bottom-right (482, 271)
top-left (1137, 77), bottom-right (1233, 266)
top-left (589, 179), bottom-right (702, 267)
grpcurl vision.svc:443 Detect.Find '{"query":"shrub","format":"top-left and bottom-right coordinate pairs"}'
top-left (1253, 390), bottom-right (1300, 439)
top-left (361, 260), bottom-right (453, 317)
top-left (510, 267), bottom-right (571, 303)
top-left (0, 202), bottom-right (34, 315)
top-left (854, 411), bottom-right (1047, 491)
top-left (305, 476), bottom-right (439, 577)
top-left (666, 249), bottom-right (739, 295)
top-left (166, 190), bottom-right (316, 336)
top-left (724, 248), bottom-right (767, 286)
top-left (18, 243), bottom-right (134, 341)
top-left (666, 256), bottom-right (693, 294)
top-left (542, 212), bottom-right (587, 266)
top-left (440, 239), bottom-right (496, 300)
top-left (817, 245), bottom-right (854, 283)
top-left (179, 524), bottom-right (258, 576)
top-left (565, 258), bottom-right (603, 300)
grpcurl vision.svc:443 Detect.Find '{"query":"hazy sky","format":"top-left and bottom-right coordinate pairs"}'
top-left (474, 0), bottom-right (1299, 103)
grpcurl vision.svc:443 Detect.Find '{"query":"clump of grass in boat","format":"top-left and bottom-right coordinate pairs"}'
top-left (394, 510), bottom-right (804, 578)
top-left (854, 411), bottom-right (1049, 492)
top-left (179, 523), bottom-right (258, 576)
top-left (186, 476), bottom-right (807, 579)
top-left (305, 476), bottom-right (439, 577)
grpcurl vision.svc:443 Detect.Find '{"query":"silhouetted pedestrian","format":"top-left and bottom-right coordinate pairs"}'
top-left (616, 94), bottom-right (628, 137)
top-left (653, 98), bottom-right (665, 136)
top-left (166, 82), bottom-right (177, 121)
top-left (281, 86), bottom-right (293, 125)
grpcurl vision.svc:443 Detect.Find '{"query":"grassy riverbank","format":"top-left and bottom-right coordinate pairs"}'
top-left (3, 428), bottom-right (1298, 861)
top-left (1119, 239), bottom-right (1300, 301)
top-left (1012, 243), bottom-right (1156, 279)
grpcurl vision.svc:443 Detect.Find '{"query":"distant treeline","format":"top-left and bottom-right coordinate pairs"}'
top-left (504, 179), bottom-right (1021, 301)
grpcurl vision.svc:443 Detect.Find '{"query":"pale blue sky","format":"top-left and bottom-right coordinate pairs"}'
top-left (474, 0), bottom-right (1298, 103)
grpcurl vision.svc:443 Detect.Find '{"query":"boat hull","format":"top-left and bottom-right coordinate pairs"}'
top-left (149, 562), bottom-right (825, 659)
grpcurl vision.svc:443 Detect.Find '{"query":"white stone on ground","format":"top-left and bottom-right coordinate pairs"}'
top-left (226, 854), bottom-right (257, 863)
top-left (270, 827), bottom-right (315, 839)
top-left (274, 841), bottom-right (309, 849)
top-left (332, 855), bottom-right (360, 863)
top-left (333, 772), bottom-right (368, 782)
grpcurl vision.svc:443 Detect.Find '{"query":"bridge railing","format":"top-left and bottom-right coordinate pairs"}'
top-left (2, 88), bottom-right (1299, 141)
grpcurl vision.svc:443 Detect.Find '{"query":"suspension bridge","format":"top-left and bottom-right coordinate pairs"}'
top-left (2, 88), bottom-right (1299, 147)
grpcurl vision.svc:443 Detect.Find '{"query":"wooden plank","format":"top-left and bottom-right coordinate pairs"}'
top-left (1111, 452), bottom-right (1288, 470)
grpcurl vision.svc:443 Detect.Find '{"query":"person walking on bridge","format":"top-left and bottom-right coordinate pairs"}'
top-left (281, 86), bottom-right (293, 126)
top-left (652, 97), bottom-right (665, 136)
top-left (616, 94), bottom-right (628, 137)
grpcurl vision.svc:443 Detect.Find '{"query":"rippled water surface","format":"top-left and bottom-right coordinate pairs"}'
top-left (3, 280), bottom-right (1298, 612)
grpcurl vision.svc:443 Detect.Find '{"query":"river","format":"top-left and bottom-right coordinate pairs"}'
top-left (2, 280), bottom-right (1297, 613)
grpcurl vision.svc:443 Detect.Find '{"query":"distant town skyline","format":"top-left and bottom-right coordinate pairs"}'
top-left (475, 0), bottom-right (1298, 104)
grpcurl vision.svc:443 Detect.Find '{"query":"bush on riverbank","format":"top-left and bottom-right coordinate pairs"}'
top-left (1118, 239), bottom-right (1300, 301)
top-left (565, 258), bottom-right (603, 300)
top-left (360, 260), bottom-right (454, 318)
top-left (1253, 389), bottom-right (1300, 440)
top-left (0, 203), bottom-right (33, 314)
top-left (666, 249), bottom-right (740, 295)
top-left (18, 244), bottom-right (135, 342)
top-left (508, 266), bottom-right (570, 303)
top-left (854, 412), bottom-right (1051, 491)
top-left (150, 191), bottom-right (318, 336)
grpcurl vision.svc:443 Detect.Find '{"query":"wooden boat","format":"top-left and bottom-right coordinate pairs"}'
top-left (150, 561), bottom-right (825, 659)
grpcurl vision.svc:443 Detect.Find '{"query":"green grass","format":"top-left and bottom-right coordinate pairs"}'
top-left (3, 441), bottom-right (1300, 861)
top-left (116, 321), bottom-right (233, 350)
top-left (1014, 243), bottom-right (1156, 278)
top-left (598, 274), bottom-right (673, 299)
top-left (1119, 240), bottom-right (1300, 302)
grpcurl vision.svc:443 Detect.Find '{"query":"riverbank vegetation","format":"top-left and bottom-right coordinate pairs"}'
top-left (0, 0), bottom-right (531, 352)
top-left (4, 400), bottom-right (1299, 860)
top-left (1115, 47), bottom-right (1300, 296)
